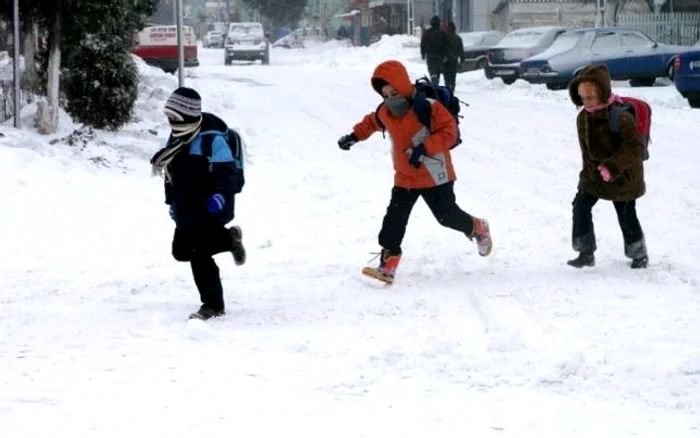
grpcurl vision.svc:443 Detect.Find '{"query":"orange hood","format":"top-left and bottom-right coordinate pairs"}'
top-left (371, 60), bottom-right (414, 98)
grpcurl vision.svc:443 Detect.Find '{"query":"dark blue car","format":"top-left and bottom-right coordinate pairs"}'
top-left (521, 27), bottom-right (689, 90)
top-left (673, 41), bottom-right (700, 108)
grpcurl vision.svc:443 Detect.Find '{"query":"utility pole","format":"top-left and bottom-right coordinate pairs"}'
top-left (12, 0), bottom-right (20, 128)
top-left (175, 0), bottom-right (185, 86)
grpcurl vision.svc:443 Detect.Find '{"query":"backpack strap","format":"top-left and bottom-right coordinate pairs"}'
top-left (374, 101), bottom-right (386, 138)
top-left (608, 103), bottom-right (634, 135)
top-left (199, 129), bottom-right (227, 158)
top-left (413, 90), bottom-right (433, 131)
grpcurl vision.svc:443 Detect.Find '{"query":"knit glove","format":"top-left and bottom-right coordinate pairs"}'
top-left (207, 193), bottom-right (226, 213)
top-left (598, 165), bottom-right (612, 182)
top-left (338, 133), bottom-right (358, 151)
top-left (408, 144), bottom-right (426, 168)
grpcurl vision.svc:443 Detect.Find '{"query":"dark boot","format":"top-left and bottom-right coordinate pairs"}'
top-left (189, 305), bottom-right (225, 320)
top-left (228, 225), bottom-right (246, 266)
top-left (631, 256), bottom-right (648, 269)
top-left (567, 252), bottom-right (595, 268)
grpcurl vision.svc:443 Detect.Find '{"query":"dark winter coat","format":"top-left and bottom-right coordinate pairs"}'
top-left (153, 113), bottom-right (242, 229)
top-left (445, 31), bottom-right (464, 64)
top-left (421, 27), bottom-right (448, 59)
top-left (568, 65), bottom-right (646, 202)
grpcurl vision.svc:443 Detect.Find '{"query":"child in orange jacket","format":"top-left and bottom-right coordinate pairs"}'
top-left (337, 60), bottom-right (493, 284)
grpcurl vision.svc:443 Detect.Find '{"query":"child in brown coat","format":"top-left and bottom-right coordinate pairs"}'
top-left (567, 65), bottom-right (648, 269)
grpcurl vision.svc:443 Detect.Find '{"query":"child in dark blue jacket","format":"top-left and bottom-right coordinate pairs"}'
top-left (151, 87), bottom-right (246, 320)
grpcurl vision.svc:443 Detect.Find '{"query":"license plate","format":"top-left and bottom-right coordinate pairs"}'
top-left (495, 69), bottom-right (514, 75)
top-left (692, 60), bottom-right (700, 69)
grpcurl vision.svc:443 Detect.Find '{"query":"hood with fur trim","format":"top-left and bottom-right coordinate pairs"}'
top-left (568, 64), bottom-right (612, 107)
top-left (370, 60), bottom-right (414, 99)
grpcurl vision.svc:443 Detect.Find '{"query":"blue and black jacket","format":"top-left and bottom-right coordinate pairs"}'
top-left (153, 112), bottom-right (243, 229)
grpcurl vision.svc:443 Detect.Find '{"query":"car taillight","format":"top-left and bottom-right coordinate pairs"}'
top-left (674, 56), bottom-right (681, 70)
top-left (486, 52), bottom-right (490, 63)
top-left (227, 37), bottom-right (233, 45)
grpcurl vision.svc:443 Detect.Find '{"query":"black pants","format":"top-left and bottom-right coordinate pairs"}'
top-left (378, 182), bottom-right (474, 254)
top-left (443, 61), bottom-right (458, 92)
top-left (571, 191), bottom-right (646, 258)
top-left (426, 54), bottom-right (443, 86)
top-left (172, 226), bottom-right (234, 311)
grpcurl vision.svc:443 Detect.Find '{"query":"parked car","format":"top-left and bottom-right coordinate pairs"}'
top-left (485, 26), bottom-right (569, 85)
top-left (457, 30), bottom-right (506, 72)
top-left (673, 40), bottom-right (700, 108)
top-left (224, 22), bottom-right (270, 65)
top-left (272, 27), bottom-right (326, 49)
top-left (203, 31), bottom-right (223, 48)
top-left (520, 27), bottom-right (690, 90)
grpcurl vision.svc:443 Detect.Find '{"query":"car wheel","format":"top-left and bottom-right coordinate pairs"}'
top-left (688, 98), bottom-right (700, 109)
top-left (224, 57), bottom-right (232, 66)
top-left (668, 64), bottom-right (675, 82)
top-left (502, 77), bottom-right (516, 85)
top-left (546, 82), bottom-right (567, 91)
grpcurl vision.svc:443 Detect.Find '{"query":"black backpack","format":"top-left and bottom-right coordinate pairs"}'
top-left (375, 77), bottom-right (466, 149)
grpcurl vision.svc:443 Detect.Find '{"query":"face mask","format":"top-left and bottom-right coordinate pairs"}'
top-left (385, 96), bottom-right (410, 117)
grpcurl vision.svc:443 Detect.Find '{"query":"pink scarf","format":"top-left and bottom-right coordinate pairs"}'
top-left (584, 93), bottom-right (623, 113)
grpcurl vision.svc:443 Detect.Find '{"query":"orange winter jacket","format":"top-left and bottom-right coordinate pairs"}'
top-left (352, 60), bottom-right (458, 189)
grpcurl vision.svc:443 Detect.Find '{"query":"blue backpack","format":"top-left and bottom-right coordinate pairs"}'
top-left (200, 128), bottom-right (245, 194)
top-left (375, 77), bottom-right (466, 149)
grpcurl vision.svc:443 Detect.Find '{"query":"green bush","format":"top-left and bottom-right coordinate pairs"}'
top-left (63, 41), bottom-right (138, 131)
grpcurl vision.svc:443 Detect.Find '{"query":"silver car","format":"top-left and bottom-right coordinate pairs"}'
top-left (458, 31), bottom-right (506, 72)
top-left (485, 26), bottom-right (570, 85)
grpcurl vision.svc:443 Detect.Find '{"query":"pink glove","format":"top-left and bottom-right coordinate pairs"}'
top-left (598, 165), bottom-right (612, 182)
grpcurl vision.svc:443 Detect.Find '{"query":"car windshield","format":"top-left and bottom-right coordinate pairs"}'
top-left (500, 30), bottom-right (545, 46)
top-left (460, 34), bottom-right (484, 46)
top-left (229, 24), bottom-right (262, 36)
top-left (547, 32), bottom-right (582, 51)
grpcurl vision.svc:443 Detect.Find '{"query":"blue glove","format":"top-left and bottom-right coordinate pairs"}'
top-left (169, 205), bottom-right (175, 220)
top-left (207, 193), bottom-right (225, 213)
top-left (408, 144), bottom-right (426, 168)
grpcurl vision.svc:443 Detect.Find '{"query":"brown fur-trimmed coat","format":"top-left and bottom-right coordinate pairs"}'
top-left (568, 65), bottom-right (646, 202)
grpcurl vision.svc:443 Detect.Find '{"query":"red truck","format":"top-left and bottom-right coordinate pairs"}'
top-left (131, 25), bottom-right (200, 73)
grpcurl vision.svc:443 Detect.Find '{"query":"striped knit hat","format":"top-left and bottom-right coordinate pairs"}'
top-left (164, 87), bottom-right (202, 124)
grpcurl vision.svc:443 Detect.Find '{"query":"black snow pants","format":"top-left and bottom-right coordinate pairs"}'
top-left (426, 54), bottom-right (444, 86)
top-left (443, 60), bottom-right (458, 92)
top-left (571, 191), bottom-right (646, 259)
top-left (378, 182), bottom-right (474, 255)
top-left (172, 226), bottom-right (234, 311)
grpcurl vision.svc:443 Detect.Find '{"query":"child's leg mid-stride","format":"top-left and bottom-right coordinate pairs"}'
top-left (363, 187), bottom-right (420, 284)
top-left (420, 182), bottom-right (493, 257)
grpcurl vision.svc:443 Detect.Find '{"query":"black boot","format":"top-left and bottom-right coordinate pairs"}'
top-left (189, 305), bottom-right (225, 321)
top-left (631, 256), bottom-right (648, 269)
top-left (567, 252), bottom-right (595, 268)
top-left (228, 225), bottom-right (246, 266)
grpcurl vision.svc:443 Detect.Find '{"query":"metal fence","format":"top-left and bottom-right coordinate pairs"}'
top-left (618, 12), bottom-right (700, 46)
top-left (0, 79), bottom-right (35, 123)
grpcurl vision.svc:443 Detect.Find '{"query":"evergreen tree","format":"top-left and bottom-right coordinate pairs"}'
top-left (240, 0), bottom-right (308, 30)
